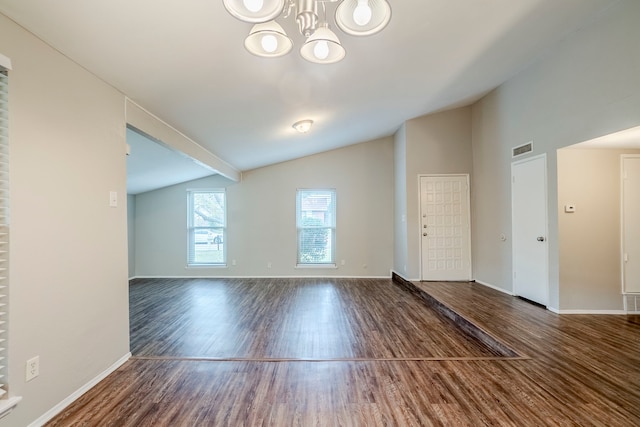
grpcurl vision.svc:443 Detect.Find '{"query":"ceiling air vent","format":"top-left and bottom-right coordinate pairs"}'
top-left (512, 141), bottom-right (533, 158)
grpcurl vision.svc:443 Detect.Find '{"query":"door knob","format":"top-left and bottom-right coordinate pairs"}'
top-left (537, 236), bottom-right (545, 242)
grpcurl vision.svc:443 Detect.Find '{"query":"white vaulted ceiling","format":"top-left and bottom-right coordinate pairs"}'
top-left (0, 0), bottom-right (621, 181)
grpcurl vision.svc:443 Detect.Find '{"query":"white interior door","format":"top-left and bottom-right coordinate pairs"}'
top-left (622, 155), bottom-right (640, 293)
top-left (512, 155), bottom-right (548, 306)
top-left (420, 175), bottom-right (471, 281)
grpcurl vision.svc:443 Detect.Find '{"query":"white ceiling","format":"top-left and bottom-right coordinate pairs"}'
top-left (0, 0), bottom-right (622, 191)
top-left (570, 125), bottom-right (640, 150)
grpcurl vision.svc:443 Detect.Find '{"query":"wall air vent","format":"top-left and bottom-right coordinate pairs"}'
top-left (512, 141), bottom-right (533, 158)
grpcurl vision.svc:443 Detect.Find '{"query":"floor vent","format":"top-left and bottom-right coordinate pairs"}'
top-left (512, 141), bottom-right (533, 158)
top-left (624, 294), bottom-right (640, 314)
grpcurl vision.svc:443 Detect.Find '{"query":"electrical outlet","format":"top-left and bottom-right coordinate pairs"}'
top-left (26, 356), bottom-right (39, 381)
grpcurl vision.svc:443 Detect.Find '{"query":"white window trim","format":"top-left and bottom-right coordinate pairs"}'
top-left (0, 54), bottom-right (11, 71)
top-left (0, 56), bottom-right (20, 414)
top-left (295, 264), bottom-right (337, 269)
top-left (0, 397), bottom-right (22, 420)
top-left (296, 188), bottom-right (337, 267)
top-left (187, 188), bottom-right (227, 267)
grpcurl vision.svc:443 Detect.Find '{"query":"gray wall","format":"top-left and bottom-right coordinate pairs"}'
top-left (1, 0), bottom-right (638, 423)
top-left (0, 14), bottom-right (129, 427)
top-left (133, 137), bottom-right (395, 278)
top-left (471, 0), bottom-right (640, 310)
top-left (127, 194), bottom-right (136, 278)
top-left (393, 124), bottom-right (408, 277)
top-left (394, 107), bottom-right (473, 280)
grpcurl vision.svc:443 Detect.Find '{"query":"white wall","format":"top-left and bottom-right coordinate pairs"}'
top-left (0, 13), bottom-right (129, 427)
top-left (134, 137), bottom-right (395, 278)
top-left (395, 107), bottom-right (473, 280)
top-left (471, 0), bottom-right (640, 309)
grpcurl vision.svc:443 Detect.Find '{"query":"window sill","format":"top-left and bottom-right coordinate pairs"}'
top-left (185, 264), bottom-right (227, 269)
top-left (295, 264), bottom-right (337, 269)
top-left (0, 396), bottom-right (22, 420)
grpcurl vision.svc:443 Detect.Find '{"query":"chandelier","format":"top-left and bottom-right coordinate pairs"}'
top-left (222, 0), bottom-right (392, 64)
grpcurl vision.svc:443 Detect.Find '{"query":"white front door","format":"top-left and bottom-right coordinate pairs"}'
top-left (420, 175), bottom-right (471, 281)
top-left (512, 154), bottom-right (548, 306)
top-left (622, 155), bottom-right (640, 293)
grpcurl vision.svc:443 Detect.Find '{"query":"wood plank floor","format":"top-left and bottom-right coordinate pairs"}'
top-left (46, 278), bottom-right (640, 426)
top-left (129, 278), bottom-right (507, 360)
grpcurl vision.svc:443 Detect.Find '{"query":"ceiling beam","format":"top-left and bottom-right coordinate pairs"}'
top-left (125, 98), bottom-right (240, 182)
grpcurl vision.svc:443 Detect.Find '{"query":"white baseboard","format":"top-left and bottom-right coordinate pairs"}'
top-left (472, 279), bottom-right (515, 296)
top-left (28, 352), bottom-right (131, 427)
top-left (553, 309), bottom-right (627, 315)
top-left (131, 275), bottom-right (391, 280)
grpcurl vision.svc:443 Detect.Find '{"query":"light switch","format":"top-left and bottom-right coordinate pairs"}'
top-left (109, 191), bottom-right (118, 207)
top-left (564, 204), bottom-right (575, 213)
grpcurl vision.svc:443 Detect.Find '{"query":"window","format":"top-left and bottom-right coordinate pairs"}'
top-left (187, 189), bottom-right (226, 266)
top-left (0, 69), bottom-right (8, 400)
top-left (0, 59), bottom-right (20, 414)
top-left (296, 189), bottom-right (336, 266)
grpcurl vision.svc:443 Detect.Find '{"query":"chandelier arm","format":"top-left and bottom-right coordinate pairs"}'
top-left (282, 0), bottom-right (295, 19)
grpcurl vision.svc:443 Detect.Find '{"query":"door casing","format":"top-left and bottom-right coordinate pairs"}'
top-left (621, 155), bottom-right (640, 294)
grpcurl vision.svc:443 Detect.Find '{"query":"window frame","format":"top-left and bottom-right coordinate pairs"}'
top-left (187, 189), bottom-right (227, 267)
top-left (296, 188), bottom-right (336, 268)
top-left (0, 55), bottom-right (21, 416)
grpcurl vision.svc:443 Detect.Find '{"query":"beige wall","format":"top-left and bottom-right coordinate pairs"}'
top-left (558, 148), bottom-right (640, 311)
top-left (127, 194), bottom-right (136, 278)
top-left (395, 107), bottom-right (473, 280)
top-left (0, 13), bottom-right (129, 427)
top-left (134, 137), bottom-right (395, 278)
top-left (471, 0), bottom-right (640, 310)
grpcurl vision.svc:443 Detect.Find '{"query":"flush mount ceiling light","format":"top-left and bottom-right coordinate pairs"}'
top-left (292, 119), bottom-right (314, 133)
top-left (222, 0), bottom-right (391, 64)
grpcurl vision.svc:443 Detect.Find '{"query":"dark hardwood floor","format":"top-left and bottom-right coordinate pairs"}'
top-left (129, 277), bottom-right (509, 360)
top-left (46, 278), bottom-right (640, 426)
